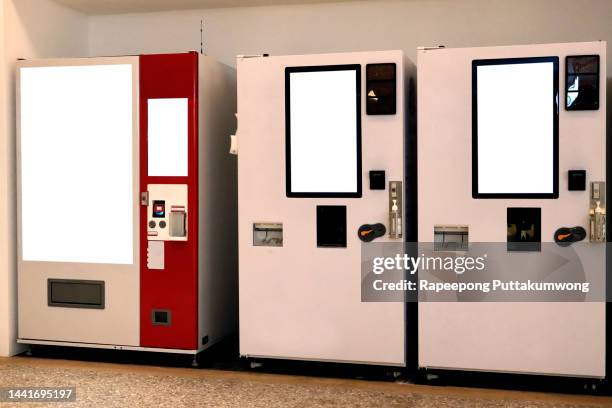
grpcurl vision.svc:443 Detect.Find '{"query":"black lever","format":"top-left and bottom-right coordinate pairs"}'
top-left (358, 223), bottom-right (386, 243)
top-left (554, 226), bottom-right (587, 246)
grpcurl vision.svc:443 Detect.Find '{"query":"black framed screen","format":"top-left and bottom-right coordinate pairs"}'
top-left (472, 56), bottom-right (559, 199)
top-left (286, 65), bottom-right (362, 198)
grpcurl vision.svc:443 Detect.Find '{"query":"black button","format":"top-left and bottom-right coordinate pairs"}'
top-left (159, 221), bottom-right (167, 229)
top-left (148, 220), bottom-right (156, 228)
top-left (568, 170), bottom-right (586, 191)
top-left (369, 170), bottom-right (386, 190)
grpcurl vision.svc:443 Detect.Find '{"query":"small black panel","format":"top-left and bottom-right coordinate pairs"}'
top-left (369, 170), bottom-right (386, 190)
top-left (507, 208), bottom-right (541, 252)
top-left (366, 63), bottom-right (396, 115)
top-left (565, 55), bottom-right (599, 111)
top-left (568, 170), bottom-right (586, 191)
top-left (152, 309), bottom-right (171, 326)
top-left (48, 279), bottom-right (105, 309)
top-left (317, 206), bottom-right (347, 248)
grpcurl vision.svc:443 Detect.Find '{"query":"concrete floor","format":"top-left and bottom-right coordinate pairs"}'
top-left (0, 357), bottom-right (611, 407)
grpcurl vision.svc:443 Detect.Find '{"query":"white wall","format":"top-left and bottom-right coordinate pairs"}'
top-left (0, 0), bottom-right (87, 357)
top-left (88, 0), bottom-right (612, 71)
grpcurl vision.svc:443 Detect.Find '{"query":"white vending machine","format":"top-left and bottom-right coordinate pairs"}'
top-left (17, 52), bottom-right (237, 356)
top-left (418, 41), bottom-right (606, 379)
top-left (237, 51), bottom-right (415, 366)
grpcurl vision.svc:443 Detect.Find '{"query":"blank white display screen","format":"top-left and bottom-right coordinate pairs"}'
top-left (20, 64), bottom-right (135, 264)
top-left (287, 66), bottom-right (361, 197)
top-left (474, 58), bottom-right (558, 198)
top-left (147, 98), bottom-right (189, 177)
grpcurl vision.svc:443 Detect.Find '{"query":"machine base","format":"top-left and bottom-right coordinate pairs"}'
top-left (241, 353), bottom-right (406, 368)
top-left (416, 367), bottom-right (608, 395)
top-left (18, 339), bottom-right (204, 355)
top-left (418, 365), bottom-right (605, 380)
top-left (242, 355), bottom-right (406, 382)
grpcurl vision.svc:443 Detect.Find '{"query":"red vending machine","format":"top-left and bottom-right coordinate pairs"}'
top-left (17, 52), bottom-right (237, 360)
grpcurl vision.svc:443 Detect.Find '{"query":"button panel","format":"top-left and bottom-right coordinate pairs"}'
top-left (146, 184), bottom-right (188, 241)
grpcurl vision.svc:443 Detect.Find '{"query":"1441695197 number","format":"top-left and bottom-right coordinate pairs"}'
top-left (1, 387), bottom-right (76, 402)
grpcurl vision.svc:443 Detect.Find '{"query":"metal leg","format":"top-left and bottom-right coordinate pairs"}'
top-left (191, 356), bottom-right (199, 368)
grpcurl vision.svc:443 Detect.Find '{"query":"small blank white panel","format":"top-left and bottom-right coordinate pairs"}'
top-left (20, 64), bottom-right (134, 264)
top-left (288, 69), bottom-right (359, 195)
top-left (147, 98), bottom-right (188, 177)
top-left (476, 61), bottom-right (556, 195)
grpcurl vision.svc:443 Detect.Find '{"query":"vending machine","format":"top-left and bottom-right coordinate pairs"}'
top-left (417, 42), bottom-right (606, 378)
top-left (17, 52), bottom-right (237, 356)
top-left (236, 50), bottom-right (414, 366)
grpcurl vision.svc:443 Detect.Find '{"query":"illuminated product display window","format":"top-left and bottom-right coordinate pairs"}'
top-left (285, 65), bottom-right (362, 198)
top-left (472, 56), bottom-right (559, 199)
top-left (20, 64), bottom-right (134, 264)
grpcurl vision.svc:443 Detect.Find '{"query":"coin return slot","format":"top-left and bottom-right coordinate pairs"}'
top-left (434, 225), bottom-right (468, 251)
top-left (253, 223), bottom-right (283, 247)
